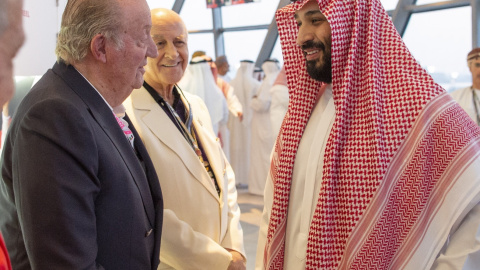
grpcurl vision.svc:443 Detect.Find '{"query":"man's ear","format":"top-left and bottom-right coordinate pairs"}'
top-left (90, 34), bottom-right (107, 63)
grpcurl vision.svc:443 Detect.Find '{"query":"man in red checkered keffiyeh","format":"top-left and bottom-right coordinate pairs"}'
top-left (255, 0), bottom-right (480, 269)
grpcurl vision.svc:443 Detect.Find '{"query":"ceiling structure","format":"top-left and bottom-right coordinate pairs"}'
top-left (170, 0), bottom-right (480, 67)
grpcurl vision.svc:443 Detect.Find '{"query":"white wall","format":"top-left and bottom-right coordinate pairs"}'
top-left (13, 0), bottom-right (58, 76)
top-left (12, 0), bottom-right (172, 77)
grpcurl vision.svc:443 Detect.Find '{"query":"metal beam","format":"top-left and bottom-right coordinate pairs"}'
top-left (387, 0), bottom-right (469, 17)
top-left (391, 0), bottom-right (416, 36)
top-left (188, 30), bottom-right (214, 34)
top-left (473, 0), bottom-right (480, 47)
top-left (255, 0), bottom-right (291, 67)
top-left (223, 24), bottom-right (270, 32)
top-left (212, 7), bottom-right (225, 58)
top-left (405, 0), bottom-right (469, 12)
top-left (189, 24), bottom-right (270, 34)
top-left (171, 0), bottom-right (185, 13)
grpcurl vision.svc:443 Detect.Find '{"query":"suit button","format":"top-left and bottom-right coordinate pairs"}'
top-left (145, 228), bottom-right (153, 237)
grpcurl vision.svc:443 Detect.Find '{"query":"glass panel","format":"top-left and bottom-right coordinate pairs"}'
top-left (58, 0), bottom-right (68, 30)
top-left (180, 0), bottom-right (213, 31)
top-left (222, 1), bottom-right (279, 28)
top-left (146, 0), bottom-right (175, 9)
top-left (271, 36), bottom-right (284, 67)
top-left (402, 7), bottom-right (472, 92)
top-left (380, 0), bottom-right (398, 11)
top-left (224, 29), bottom-right (268, 78)
top-left (187, 33), bottom-right (216, 62)
top-left (18, 0), bottom-right (57, 76)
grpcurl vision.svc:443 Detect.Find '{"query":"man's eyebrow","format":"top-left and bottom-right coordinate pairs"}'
top-left (305, 10), bottom-right (322, 17)
top-left (294, 9), bottom-right (322, 20)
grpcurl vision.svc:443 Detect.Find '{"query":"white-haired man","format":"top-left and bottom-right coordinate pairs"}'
top-left (0, 0), bottom-right (164, 269)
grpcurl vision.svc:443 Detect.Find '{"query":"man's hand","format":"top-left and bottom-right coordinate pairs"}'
top-left (237, 111), bottom-right (243, 122)
top-left (226, 248), bottom-right (246, 270)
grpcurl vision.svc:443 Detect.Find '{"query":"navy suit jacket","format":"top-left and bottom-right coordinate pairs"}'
top-left (0, 61), bottom-right (163, 270)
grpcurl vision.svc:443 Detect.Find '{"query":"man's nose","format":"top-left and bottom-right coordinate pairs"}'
top-left (296, 26), bottom-right (314, 47)
top-left (164, 43), bottom-right (179, 59)
top-left (146, 36), bottom-right (158, 58)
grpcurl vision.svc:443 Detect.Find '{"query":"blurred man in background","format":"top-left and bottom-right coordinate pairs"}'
top-left (0, 0), bottom-right (25, 107)
top-left (216, 55), bottom-right (232, 82)
top-left (0, 0), bottom-right (25, 269)
top-left (451, 47), bottom-right (480, 125)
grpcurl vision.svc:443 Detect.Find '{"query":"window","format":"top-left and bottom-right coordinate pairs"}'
top-left (222, 1), bottom-right (279, 28)
top-left (271, 37), bottom-right (284, 67)
top-left (380, 0), bottom-right (399, 11)
top-left (180, 0), bottom-right (213, 31)
top-left (402, 6), bottom-right (472, 92)
top-left (224, 29), bottom-right (268, 77)
top-left (146, 0), bottom-right (175, 9)
top-left (187, 33), bottom-right (216, 61)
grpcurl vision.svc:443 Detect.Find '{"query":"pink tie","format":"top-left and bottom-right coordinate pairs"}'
top-left (113, 113), bottom-right (134, 148)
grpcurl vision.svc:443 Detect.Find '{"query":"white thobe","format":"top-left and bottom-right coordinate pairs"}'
top-left (219, 74), bottom-right (232, 83)
top-left (229, 62), bottom-right (261, 186)
top-left (450, 86), bottom-right (480, 125)
top-left (218, 81), bottom-right (243, 161)
top-left (248, 61), bottom-right (280, 195)
top-left (214, 97), bottom-right (229, 138)
top-left (269, 84), bottom-right (289, 139)
top-left (256, 85), bottom-right (480, 269)
top-left (249, 84), bottom-right (275, 195)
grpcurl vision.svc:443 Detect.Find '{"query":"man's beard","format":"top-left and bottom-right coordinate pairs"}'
top-left (302, 39), bottom-right (332, 83)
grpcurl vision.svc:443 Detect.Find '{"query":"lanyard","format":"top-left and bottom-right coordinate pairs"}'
top-left (162, 88), bottom-right (204, 158)
top-left (471, 87), bottom-right (480, 126)
top-left (143, 83), bottom-right (197, 151)
top-left (143, 83), bottom-right (220, 195)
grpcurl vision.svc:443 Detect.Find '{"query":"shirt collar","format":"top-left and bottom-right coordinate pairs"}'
top-left (74, 67), bottom-right (127, 117)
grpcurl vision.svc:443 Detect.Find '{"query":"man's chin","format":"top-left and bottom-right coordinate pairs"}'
top-left (133, 74), bottom-right (145, 89)
top-left (305, 60), bottom-right (332, 84)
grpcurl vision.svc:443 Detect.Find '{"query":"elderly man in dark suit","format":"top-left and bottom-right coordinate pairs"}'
top-left (0, 0), bottom-right (163, 269)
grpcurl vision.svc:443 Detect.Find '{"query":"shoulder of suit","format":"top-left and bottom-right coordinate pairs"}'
top-left (129, 86), bottom-right (157, 109)
top-left (183, 91), bottom-right (207, 109)
top-left (450, 86), bottom-right (471, 99)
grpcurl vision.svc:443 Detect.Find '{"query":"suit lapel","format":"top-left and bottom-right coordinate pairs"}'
top-left (52, 62), bottom-right (156, 227)
top-left (132, 87), bottom-right (220, 200)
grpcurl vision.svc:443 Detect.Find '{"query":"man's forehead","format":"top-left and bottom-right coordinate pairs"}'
top-left (151, 32), bottom-right (186, 40)
top-left (151, 22), bottom-right (187, 38)
top-left (294, 2), bottom-right (322, 19)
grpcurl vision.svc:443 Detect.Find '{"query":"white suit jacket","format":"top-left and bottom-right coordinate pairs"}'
top-left (124, 86), bottom-right (245, 270)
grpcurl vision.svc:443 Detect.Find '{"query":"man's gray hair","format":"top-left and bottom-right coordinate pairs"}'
top-left (55, 0), bottom-right (124, 65)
